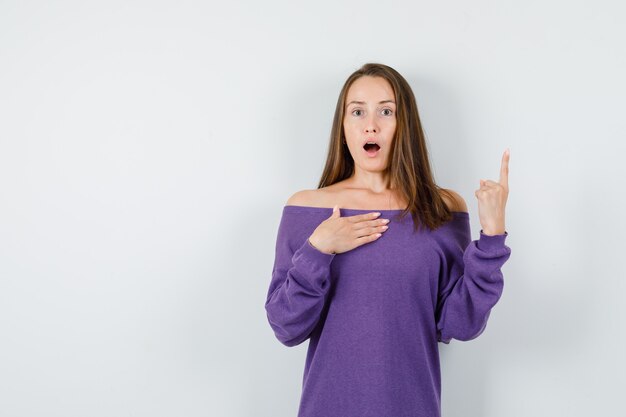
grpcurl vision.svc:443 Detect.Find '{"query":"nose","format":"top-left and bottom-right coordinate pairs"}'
top-left (365, 113), bottom-right (378, 133)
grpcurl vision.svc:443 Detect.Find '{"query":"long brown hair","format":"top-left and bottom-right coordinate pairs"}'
top-left (317, 62), bottom-right (455, 233)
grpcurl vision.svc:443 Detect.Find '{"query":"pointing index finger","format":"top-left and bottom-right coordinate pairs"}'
top-left (499, 148), bottom-right (510, 188)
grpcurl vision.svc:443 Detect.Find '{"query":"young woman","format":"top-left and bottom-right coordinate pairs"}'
top-left (265, 63), bottom-right (511, 417)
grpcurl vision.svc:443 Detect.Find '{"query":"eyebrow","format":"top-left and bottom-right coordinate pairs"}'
top-left (346, 100), bottom-right (396, 107)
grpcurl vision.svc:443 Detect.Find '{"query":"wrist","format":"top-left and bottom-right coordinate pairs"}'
top-left (308, 238), bottom-right (333, 255)
top-left (481, 228), bottom-right (506, 236)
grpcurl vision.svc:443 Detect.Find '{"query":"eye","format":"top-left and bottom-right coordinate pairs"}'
top-left (351, 109), bottom-right (363, 116)
top-left (382, 108), bottom-right (393, 116)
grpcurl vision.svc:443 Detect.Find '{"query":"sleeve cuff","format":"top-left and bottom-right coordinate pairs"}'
top-left (293, 238), bottom-right (336, 268)
top-left (477, 230), bottom-right (508, 251)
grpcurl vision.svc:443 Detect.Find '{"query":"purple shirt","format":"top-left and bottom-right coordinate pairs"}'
top-left (265, 205), bottom-right (511, 417)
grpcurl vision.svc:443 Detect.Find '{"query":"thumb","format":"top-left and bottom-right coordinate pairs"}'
top-left (330, 204), bottom-right (341, 218)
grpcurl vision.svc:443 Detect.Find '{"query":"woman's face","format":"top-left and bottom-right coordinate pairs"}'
top-left (343, 76), bottom-right (397, 171)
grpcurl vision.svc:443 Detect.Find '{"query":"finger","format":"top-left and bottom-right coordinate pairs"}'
top-left (330, 204), bottom-right (341, 219)
top-left (348, 211), bottom-right (382, 223)
top-left (499, 148), bottom-right (510, 188)
top-left (479, 179), bottom-right (494, 190)
top-left (354, 232), bottom-right (383, 248)
top-left (482, 179), bottom-right (500, 187)
top-left (353, 218), bottom-right (388, 230)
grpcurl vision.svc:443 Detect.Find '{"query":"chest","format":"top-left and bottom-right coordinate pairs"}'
top-left (317, 187), bottom-right (409, 211)
top-left (328, 222), bottom-right (440, 306)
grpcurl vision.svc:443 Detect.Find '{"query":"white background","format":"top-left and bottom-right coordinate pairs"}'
top-left (1, 1), bottom-right (624, 416)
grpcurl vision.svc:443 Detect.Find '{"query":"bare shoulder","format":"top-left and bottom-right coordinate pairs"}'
top-left (285, 189), bottom-right (317, 207)
top-left (439, 188), bottom-right (468, 213)
top-left (285, 187), bottom-right (333, 208)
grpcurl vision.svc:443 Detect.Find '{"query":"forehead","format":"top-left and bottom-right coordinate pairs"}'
top-left (345, 76), bottom-right (395, 104)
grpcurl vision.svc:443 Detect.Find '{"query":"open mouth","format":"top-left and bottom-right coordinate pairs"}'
top-left (363, 142), bottom-right (381, 156)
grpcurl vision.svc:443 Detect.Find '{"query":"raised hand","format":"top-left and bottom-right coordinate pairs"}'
top-left (308, 205), bottom-right (390, 254)
top-left (476, 149), bottom-right (510, 236)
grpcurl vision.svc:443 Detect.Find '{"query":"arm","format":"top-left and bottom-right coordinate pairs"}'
top-left (435, 226), bottom-right (511, 344)
top-left (265, 211), bottom-right (336, 347)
